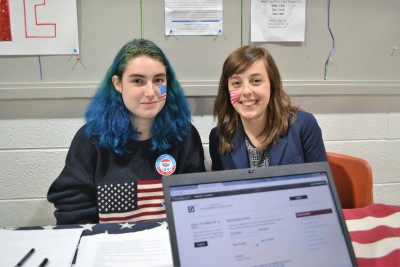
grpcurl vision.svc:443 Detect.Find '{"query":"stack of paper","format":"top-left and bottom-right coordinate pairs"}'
top-left (75, 225), bottom-right (173, 267)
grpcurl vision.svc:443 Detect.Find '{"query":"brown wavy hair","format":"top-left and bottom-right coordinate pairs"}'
top-left (214, 45), bottom-right (299, 154)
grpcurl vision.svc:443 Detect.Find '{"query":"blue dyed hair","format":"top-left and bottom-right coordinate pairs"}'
top-left (85, 39), bottom-right (191, 154)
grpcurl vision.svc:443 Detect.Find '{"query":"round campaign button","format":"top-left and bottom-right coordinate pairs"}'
top-left (155, 154), bottom-right (176, 176)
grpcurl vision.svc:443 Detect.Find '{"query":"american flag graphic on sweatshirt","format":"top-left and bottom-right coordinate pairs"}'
top-left (97, 179), bottom-right (165, 223)
top-left (343, 204), bottom-right (400, 267)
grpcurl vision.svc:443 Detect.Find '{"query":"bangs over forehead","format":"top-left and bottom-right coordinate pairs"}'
top-left (116, 40), bottom-right (167, 78)
top-left (225, 46), bottom-right (268, 77)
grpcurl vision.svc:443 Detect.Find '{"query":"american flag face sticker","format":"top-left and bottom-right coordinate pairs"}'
top-left (160, 85), bottom-right (167, 101)
top-left (229, 88), bottom-right (240, 106)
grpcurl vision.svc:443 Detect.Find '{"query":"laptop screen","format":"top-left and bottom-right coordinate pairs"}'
top-left (163, 162), bottom-right (357, 267)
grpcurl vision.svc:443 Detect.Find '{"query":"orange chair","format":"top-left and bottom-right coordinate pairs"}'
top-left (326, 152), bottom-right (373, 209)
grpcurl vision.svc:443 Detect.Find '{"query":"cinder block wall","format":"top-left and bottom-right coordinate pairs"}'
top-left (1, 95), bottom-right (399, 228)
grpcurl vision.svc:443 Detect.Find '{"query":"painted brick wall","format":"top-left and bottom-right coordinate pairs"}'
top-left (1, 95), bottom-right (399, 228)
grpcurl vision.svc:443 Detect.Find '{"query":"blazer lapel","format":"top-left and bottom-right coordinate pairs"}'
top-left (230, 126), bottom-right (250, 169)
top-left (268, 137), bottom-right (288, 166)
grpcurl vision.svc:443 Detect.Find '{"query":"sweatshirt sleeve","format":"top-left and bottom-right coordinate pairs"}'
top-left (179, 124), bottom-right (206, 173)
top-left (47, 126), bottom-right (99, 224)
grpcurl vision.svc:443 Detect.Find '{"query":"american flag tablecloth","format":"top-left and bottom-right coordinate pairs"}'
top-left (343, 204), bottom-right (400, 267)
top-left (7, 204), bottom-right (399, 267)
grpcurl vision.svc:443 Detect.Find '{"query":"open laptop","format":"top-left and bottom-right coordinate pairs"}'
top-left (162, 162), bottom-right (357, 267)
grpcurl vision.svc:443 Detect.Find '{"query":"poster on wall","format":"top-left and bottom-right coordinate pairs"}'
top-left (251, 0), bottom-right (306, 42)
top-left (0, 0), bottom-right (79, 55)
top-left (165, 0), bottom-right (223, 36)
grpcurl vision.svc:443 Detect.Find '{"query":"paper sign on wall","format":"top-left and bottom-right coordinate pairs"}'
top-left (251, 0), bottom-right (306, 42)
top-left (0, 0), bottom-right (79, 55)
top-left (165, 0), bottom-right (223, 36)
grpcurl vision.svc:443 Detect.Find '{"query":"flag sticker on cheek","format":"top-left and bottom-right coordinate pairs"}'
top-left (160, 85), bottom-right (167, 101)
top-left (229, 88), bottom-right (239, 106)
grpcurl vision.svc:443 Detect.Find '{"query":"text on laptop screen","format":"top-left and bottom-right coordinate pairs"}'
top-left (168, 171), bottom-right (354, 267)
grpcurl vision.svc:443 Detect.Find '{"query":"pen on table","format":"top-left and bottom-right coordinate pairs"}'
top-left (38, 258), bottom-right (49, 267)
top-left (15, 248), bottom-right (35, 267)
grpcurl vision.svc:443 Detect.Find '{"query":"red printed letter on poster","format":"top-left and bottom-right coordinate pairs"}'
top-left (0, 0), bottom-right (12, 41)
top-left (23, 0), bottom-right (56, 38)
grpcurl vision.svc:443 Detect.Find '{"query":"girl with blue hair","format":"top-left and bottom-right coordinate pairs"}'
top-left (48, 39), bottom-right (205, 224)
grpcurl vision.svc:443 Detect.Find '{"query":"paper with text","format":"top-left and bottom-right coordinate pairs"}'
top-left (251, 0), bottom-right (306, 42)
top-left (165, 0), bottom-right (223, 36)
top-left (75, 225), bottom-right (173, 267)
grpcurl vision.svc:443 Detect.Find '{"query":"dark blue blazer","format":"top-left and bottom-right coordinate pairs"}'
top-left (209, 110), bottom-right (327, 171)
